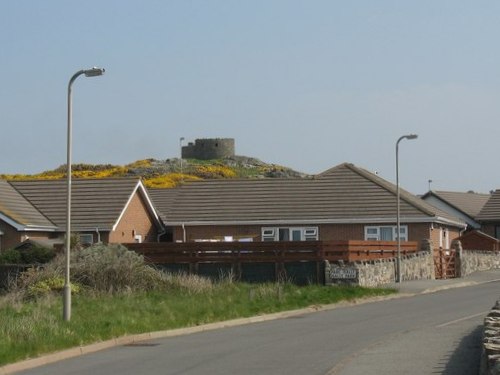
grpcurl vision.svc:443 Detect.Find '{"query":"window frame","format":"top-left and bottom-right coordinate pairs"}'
top-left (364, 225), bottom-right (408, 241)
top-left (79, 233), bottom-right (94, 245)
top-left (261, 226), bottom-right (319, 241)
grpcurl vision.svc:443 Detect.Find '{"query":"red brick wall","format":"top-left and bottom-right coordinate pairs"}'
top-left (429, 224), bottom-right (461, 249)
top-left (0, 220), bottom-right (56, 251)
top-left (319, 224), bottom-right (364, 241)
top-left (173, 224), bottom-right (261, 242)
top-left (171, 222), bottom-right (439, 248)
top-left (109, 192), bottom-right (158, 243)
top-left (0, 220), bottom-right (23, 251)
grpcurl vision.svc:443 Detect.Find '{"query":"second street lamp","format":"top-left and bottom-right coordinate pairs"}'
top-left (395, 133), bottom-right (418, 283)
top-left (64, 67), bottom-right (105, 322)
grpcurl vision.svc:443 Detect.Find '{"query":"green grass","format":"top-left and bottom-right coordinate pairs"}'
top-left (0, 282), bottom-right (394, 366)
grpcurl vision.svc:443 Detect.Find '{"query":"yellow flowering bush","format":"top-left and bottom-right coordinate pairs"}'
top-left (144, 173), bottom-right (201, 188)
top-left (126, 159), bottom-right (153, 169)
top-left (194, 165), bottom-right (237, 179)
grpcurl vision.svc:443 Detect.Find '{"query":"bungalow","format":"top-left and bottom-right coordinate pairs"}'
top-left (148, 163), bottom-right (466, 249)
top-left (420, 190), bottom-right (490, 230)
top-left (0, 178), bottom-right (164, 251)
top-left (0, 179), bottom-right (58, 251)
top-left (476, 189), bottom-right (500, 239)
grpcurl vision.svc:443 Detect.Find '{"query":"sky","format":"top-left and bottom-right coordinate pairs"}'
top-left (1, 1), bottom-right (500, 195)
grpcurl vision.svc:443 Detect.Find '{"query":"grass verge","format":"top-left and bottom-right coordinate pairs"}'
top-left (0, 282), bottom-right (395, 366)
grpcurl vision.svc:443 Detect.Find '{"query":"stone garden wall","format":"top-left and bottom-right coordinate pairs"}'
top-left (480, 299), bottom-right (500, 375)
top-left (325, 250), bottom-right (434, 287)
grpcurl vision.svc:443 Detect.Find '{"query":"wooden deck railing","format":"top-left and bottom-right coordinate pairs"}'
top-left (126, 240), bottom-right (419, 264)
top-left (322, 240), bottom-right (419, 262)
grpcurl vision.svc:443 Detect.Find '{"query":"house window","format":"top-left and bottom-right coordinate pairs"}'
top-left (304, 228), bottom-right (318, 241)
top-left (79, 234), bottom-right (94, 245)
top-left (364, 226), bottom-right (408, 241)
top-left (261, 227), bottom-right (319, 241)
top-left (262, 229), bottom-right (275, 241)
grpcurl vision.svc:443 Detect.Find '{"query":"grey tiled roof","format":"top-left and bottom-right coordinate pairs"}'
top-left (9, 178), bottom-right (146, 231)
top-left (149, 163), bottom-right (464, 227)
top-left (477, 190), bottom-right (500, 221)
top-left (0, 179), bottom-right (56, 230)
top-left (422, 190), bottom-right (490, 218)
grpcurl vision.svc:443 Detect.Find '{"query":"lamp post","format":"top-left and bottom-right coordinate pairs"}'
top-left (64, 67), bottom-right (105, 321)
top-left (179, 137), bottom-right (185, 177)
top-left (396, 133), bottom-right (418, 283)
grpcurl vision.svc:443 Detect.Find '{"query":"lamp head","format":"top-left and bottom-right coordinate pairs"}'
top-left (84, 67), bottom-right (105, 77)
top-left (406, 134), bottom-right (418, 140)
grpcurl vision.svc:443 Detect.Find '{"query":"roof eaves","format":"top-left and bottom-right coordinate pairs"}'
top-left (165, 216), bottom-right (466, 227)
top-left (0, 212), bottom-right (58, 232)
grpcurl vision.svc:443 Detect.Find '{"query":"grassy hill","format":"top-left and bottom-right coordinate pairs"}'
top-left (1, 156), bottom-right (308, 188)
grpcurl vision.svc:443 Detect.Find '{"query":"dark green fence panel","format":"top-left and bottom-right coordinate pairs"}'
top-left (284, 261), bottom-right (324, 285)
top-left (240, 263), bottom-right (276, 283)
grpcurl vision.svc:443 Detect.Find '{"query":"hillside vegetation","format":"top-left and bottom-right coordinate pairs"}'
top-left (1, 156), bottom-right (307, 188)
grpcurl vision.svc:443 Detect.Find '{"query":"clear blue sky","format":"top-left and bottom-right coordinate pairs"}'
top-left (2, 1), bottom-right (500, 194)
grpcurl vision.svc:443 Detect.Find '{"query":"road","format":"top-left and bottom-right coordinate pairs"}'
top-left (18, 281), bottom-right (497, 375)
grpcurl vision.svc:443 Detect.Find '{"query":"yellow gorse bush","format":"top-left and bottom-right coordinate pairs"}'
top-left (126, 159), bottom-right (153, 169)
top-left (0, 159), bottom-right (255, 189)
top-left (144, 173), bottom-right (201, 188)
top-left (194, 165), bottom-right (237, 178)
top-left (1, 166), bottom-right (129, 180)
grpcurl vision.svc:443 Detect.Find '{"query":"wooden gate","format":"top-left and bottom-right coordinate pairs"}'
top-left (434, 249), bottom-right (456, 279)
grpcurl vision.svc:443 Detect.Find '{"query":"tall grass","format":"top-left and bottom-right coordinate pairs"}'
top-left (0, 280), bottom-right (394, 366)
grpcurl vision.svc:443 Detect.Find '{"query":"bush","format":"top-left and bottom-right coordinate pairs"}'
top-left (27, 276), bottom-right (80, 298)
top-left (71, 243), bottom-right (166, 293)
top-left (0, 246), bottom-right (55, 265)
top-left (9, 244), bottom-right (167, 298)
top-left (0, 249), bottom-right (22, 265)
top-left (21, 246), bottom-right (56, 264)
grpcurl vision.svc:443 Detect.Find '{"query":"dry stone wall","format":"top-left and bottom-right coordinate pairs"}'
top-left (325, 251), bottom-right (434, 287)
top-left (480, 299), bottom-right (500, 375)
top-left (459, 249), bottom-right (500, 277)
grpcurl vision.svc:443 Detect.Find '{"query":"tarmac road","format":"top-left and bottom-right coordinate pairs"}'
top-left (5, 270), bottom-right (500, 375)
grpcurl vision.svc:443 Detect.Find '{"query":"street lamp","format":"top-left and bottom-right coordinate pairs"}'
top-left (64, 67), bottom-right (105, 321)
top-left (179, 137), bottom-right (185, 177)
top-left (395, 133), bottom-right (418, 283)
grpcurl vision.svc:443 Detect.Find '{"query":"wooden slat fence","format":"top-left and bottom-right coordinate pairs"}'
top-left (322, 241), bottom-right (419, 262)
top-left (126, 240), bottom-right (419, 284)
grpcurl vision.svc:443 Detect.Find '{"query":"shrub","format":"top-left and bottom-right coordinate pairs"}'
top-left (0, 249), bottom-right (22, 265)
top-left (27, 276), bottom-right (80, 298)
top-left (194, 165), bottom-right (237, 179)
top-left (9, 244), bottom-right (167, 298)
top-left (143, 173), bottom-right (201, 188)
top-left (71, 244), bottom-right (166, 293)
top-left (0, 246), bottom-right (55, 265)
top-left (20, 246), bottom-right (56, 264)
